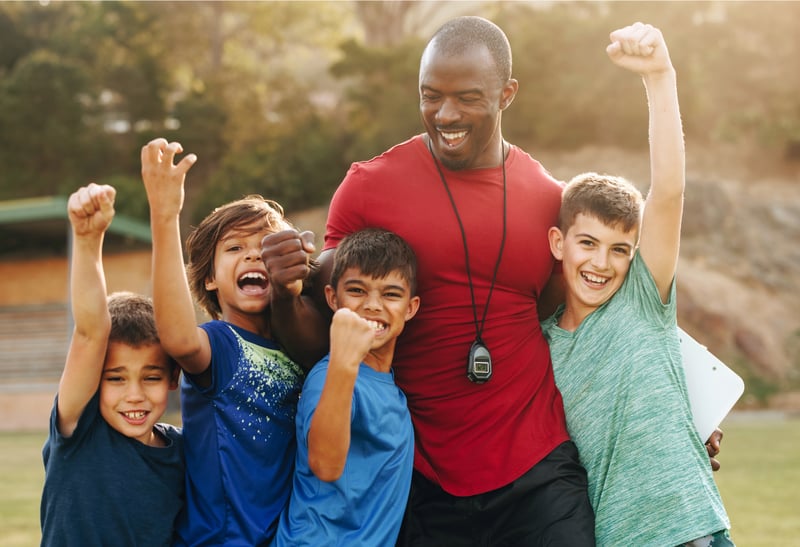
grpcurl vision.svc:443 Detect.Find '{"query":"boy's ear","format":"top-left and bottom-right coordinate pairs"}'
top-left (548, 226), bottom-right (565, 260)
top-left (405, 296), bottom-right (421, 322)
top-left (324, 284), bottom-right (338, 312)
top-left (204, 276), bottom-right (217, 291)
top-left (168, 366), bottom-right (181, 391)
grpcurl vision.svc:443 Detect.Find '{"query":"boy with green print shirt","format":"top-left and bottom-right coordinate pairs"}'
top-left (542, 23), bottom-right (733, 546)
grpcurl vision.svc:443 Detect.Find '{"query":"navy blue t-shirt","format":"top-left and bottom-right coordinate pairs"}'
top-left (40, 393), bottom-right (184, 546)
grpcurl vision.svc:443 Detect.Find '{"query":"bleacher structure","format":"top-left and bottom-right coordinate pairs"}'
top-left (0, 303), bottom-right (70, 387)
top-left (0, 195), bottom-right (152, 427)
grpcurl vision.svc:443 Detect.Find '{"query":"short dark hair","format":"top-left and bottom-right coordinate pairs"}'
top-left (106, 291), bottom-right (177, 371)
top-left (559, 172), bottom-right (644, 234)
top-left (427, 16), bottom-right (512, 82)
top-left (107, 291), bottom-right (160, 346)
top-left (185, 195), bottom-right (292, 319)
top-left (330, 228), bottom-right (417, 295)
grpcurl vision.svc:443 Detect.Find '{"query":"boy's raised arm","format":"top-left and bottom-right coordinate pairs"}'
top-left (141, 138), bottom-right (210, 375)
top-left (57, 184), bottom-right (116, 437)
top-left (307, 308), bottom-right (373, 482)
top-left (607, 23), bottom-right (685, 302)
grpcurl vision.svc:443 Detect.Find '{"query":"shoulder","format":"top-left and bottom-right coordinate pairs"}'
top-left (345, 135), bottom-right (427, 179)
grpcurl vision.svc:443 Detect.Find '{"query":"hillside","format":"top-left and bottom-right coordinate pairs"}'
top-left (291, 141), bottom-right (800, 409)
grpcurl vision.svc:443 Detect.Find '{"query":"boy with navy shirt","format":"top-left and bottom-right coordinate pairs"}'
top-left (40, 183), bottom-right (184, 547)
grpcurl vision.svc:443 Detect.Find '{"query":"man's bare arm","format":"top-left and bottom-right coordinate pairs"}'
top-left (263, 230), bottom-right (333, 368)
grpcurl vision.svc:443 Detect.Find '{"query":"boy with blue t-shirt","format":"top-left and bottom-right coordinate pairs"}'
top-left (541, 23), bottom-right (733, 546)
top-left (41, 183), bottom-right (184, 547)
top-left (142, 139), bottom-right (306, 545)
top-left (272, 228), bottom-right (420, 546)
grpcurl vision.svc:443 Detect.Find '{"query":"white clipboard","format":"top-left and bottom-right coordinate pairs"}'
top-left (678, 327), bottom-right (745, 442)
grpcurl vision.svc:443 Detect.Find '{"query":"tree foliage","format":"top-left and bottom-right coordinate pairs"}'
top-left (0, 1), bottom-right (798, 224)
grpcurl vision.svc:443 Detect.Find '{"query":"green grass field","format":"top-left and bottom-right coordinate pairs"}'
top-left (1, 415), bottom-right (798, 546)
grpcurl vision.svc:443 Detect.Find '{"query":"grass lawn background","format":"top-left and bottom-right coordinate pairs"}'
top-left (1, 413), bottom-right (798, 546)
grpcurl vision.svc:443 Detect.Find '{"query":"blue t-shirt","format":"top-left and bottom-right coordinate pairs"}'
top-left (174, 321), bottom-right (304, 547)
top-left (272, 355), bottom-right (414, 546)
top-left (41, 393), bottom-right (184, 547)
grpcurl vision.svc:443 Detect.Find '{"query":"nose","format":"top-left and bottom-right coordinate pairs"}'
top-left (436, 97), bottom-right (461, 125)
top-left (363, 291), bottom-right (383, 312)
top-left (245, 246), bottom-right (262, 261)
top-left (126, 381), bottom-right (146, 402)
top-left (591, 250), bottom-right (609, 270)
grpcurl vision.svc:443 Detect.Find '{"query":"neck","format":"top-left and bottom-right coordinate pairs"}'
top-left (363, 346), bottom-right (394, 373)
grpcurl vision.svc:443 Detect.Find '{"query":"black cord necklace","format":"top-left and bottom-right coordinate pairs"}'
top-left (428, 138), bottom-right (507, 383)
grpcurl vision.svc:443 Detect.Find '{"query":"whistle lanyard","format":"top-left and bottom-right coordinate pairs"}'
top-left (428, 139), bottom-right (507, 345)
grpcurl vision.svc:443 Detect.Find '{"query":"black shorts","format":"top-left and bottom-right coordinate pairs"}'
top-left (396, 441), bottom-right (595, 546)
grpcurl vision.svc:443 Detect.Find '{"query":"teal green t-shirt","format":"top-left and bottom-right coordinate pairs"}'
top-left (542, 252), bottom-right (730, 546)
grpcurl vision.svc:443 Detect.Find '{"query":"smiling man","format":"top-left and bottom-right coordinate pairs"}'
top-left (261, 16), bottom-right (595, 546)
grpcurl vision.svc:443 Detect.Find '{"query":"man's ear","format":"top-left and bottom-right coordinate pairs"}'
top-left (324, 284), bottom-right (338, 312)
top-left (548, 226), bottom-right (564, 260)
top-left (500, 78), bottom-right (519, 111)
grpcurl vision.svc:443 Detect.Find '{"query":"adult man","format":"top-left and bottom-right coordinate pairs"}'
top-left (263, 16), bottom-right (595, 545)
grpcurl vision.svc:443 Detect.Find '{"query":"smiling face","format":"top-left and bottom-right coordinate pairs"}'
top-left (205, 221), bottom-right (276, 328)
top-left (325, 267), bottom-right (420, 366)
top-left (549, 213), bottom-right (637, 329)
top-left (99, 341), bottom-right (178, 446)
top-left (419, 42), bottom-right (517, 171)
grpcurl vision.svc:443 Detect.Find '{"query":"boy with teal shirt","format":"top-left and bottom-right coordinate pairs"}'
top-left (273, 228), bottom-right (420, 546)
top-left (542, 23), bottom-right (733, 546)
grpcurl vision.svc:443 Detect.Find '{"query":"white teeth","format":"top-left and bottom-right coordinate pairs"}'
top-left (582, 272), bottom-right (607, 284)
top-left (239, 272), bottom-right (266, 281)
top-left (366, 320), bottom-right (383, 331)
top-left (441, 130), bottom-right (467, 140)
top-left (124, 411), bottom-right (146, 419)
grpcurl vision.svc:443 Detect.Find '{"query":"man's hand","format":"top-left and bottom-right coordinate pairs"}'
top-left (67, 183), bottom-right (116, 237)
top-left (261, 229), bottom-right (316, 298)
top-left (706, 428), bottom-right (723, 472)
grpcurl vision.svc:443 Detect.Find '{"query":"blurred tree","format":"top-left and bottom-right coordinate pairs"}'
top-left (0, 0), bottom-right (797, 219)
top-left (0, 50), bottom-right (94, 199)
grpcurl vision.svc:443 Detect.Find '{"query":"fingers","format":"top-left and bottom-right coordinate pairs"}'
top-left (69, 183), bottom-right (115, 216)
top-left (262, 229), bottom-right (315, 284)
top-left (141, 138), bottom-right (196, 175)
top-left (299, 230), bottom-right (317, 254)
top-left (606, 22), bottom-right (671, 76)
top-left (330, 308), bottom-right (375, 361)
top-left (609, 22), bottom-right (657, 57)
top-left (705, 428), bottom-right (723, 472)
top-left (67, 183), bottom-right (116, 234)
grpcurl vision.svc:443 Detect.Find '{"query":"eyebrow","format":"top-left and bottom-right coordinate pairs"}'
top-left (421, 84), bottom-right (484, 97)
top-left (343, 279), bottom-right (408, 293)
top-left (575, 232), bottom-right (634, 249)
top-left (103, 364), bottom-right (168, 373)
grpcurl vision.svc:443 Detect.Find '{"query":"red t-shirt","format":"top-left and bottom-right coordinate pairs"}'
top-left (325, 135), bottom-right (569, 496)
